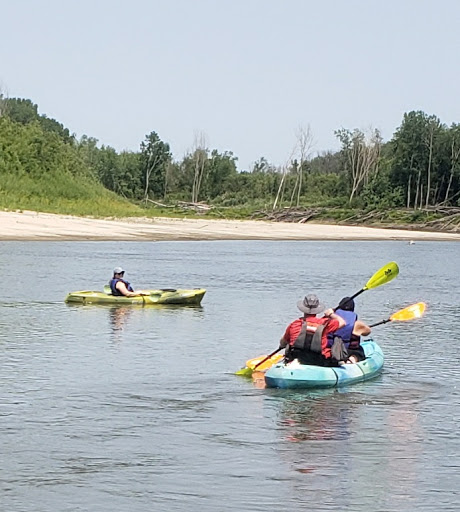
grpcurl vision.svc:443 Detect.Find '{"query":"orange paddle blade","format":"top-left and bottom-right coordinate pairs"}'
top-left (390, 302), bottom-right (426, 322)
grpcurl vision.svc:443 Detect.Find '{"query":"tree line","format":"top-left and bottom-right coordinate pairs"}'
top-left (1, 95), bottom-right (460, 213)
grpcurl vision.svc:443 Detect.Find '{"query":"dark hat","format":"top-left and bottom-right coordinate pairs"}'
top-left (338, 297), bottom-right (355, 311)
top-left (297, 294), bottom-right (325, 314)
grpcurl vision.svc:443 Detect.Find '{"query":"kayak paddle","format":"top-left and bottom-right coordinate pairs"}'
top-left (235, 348), bottom-right (284, 376)
top-left (235, 261), bottom-right (400, 376)
top-left (338, 261), bottom-right (399, 309)
top-left (369, 302), bottom-right (426, 327)
top-left (244, 353), bottom-right (284, 371)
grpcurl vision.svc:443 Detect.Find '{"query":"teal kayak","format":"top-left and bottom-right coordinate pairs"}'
top-left (264, 340), bottom-right (384, 389)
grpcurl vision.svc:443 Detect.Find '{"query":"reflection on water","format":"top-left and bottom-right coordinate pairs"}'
top-left (109, 306), bottom-right (133, 342)
top-left (266, 383), bottom-right (432, 511)
top-left (278, 389), bottom-right (353, 443)
top-left (65, 302), bottom-right (205, 345)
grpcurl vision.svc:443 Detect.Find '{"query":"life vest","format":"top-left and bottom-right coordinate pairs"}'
top-left (291, 318), bottom-right (325, 354)
top-left (109, 278), bottom-right (134, 296)
top-left (327, 309), bottom-right (357, 348)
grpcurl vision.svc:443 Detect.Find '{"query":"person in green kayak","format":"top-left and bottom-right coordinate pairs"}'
top-left (109, 267), bottom-right (148, 297)
top-left (280, 294), bottom-right (346, 366)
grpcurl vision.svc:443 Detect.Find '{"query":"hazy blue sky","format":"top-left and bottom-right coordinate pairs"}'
top-left (1, 0), bottom-right (459, 170)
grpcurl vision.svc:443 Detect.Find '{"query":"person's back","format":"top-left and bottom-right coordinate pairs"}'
top-left (280, 294), bottom-right (346, 366)
top-left (330, 297), bottom-right (371, 363)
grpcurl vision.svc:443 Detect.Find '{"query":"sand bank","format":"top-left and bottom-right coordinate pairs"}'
top-left (0, 210), bottom-right (459, 241)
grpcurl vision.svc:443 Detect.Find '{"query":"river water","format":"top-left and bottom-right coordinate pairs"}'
top-left (0, 240), bottom-right (459, 511)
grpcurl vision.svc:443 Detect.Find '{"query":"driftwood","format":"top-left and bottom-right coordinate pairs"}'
top-left (420, 211), bottom-right (460, 231)
top-left (252, 207), bottom-right (324, 223)
top-left (145, 199), bottom-right (174, 208)
top-left (177, 201), bottom-right (212, 213)
top-left (252, 206), bottom-right (460, 233)
top-left (145, 199), bottom-right (213, 212)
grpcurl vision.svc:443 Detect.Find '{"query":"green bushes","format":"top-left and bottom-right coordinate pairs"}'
top-left (0, 116), bottom-right (140, 216)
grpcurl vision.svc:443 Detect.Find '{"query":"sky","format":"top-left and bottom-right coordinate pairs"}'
top-left (1, 0), bottom-right (460, 170)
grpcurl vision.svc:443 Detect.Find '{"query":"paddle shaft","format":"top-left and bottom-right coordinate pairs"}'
top-left (334, 289), bottom-right (365, 312)
top-left (369, 318), bottom-right (390, 328)
top-left (253, 347), bottom-right (284, 371)
top-left (368, 302), bottom-right (426, 328)
top-left (348, 288), bottom-right (366, 302)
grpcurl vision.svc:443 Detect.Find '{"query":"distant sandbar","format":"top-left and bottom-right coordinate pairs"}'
top-left (0, 210), bottom-right (459, 241)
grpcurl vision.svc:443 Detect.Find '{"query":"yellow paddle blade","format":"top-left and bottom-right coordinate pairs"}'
top-left (235, 367), bottom-right (254, 376)
top-left (390, 302), bottom-right (426, 322)
top-left (364, 261), bottom-right (399, 290)
top-left (245, 353), bottom-right (284, 371)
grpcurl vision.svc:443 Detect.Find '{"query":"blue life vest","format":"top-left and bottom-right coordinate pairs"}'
top-left (327, 308), bottom-right (357, 347)
top-left (110, 278), bottom-right (134, 296)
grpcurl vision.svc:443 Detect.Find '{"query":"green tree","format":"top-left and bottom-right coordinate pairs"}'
top-left (390, 111), bottom-right (445, 208)
top-left (4, 98), bottom-right (73, 143)
top-left (117, 151), bottom-right (142, 198)
top-left (140, 131), bottom-right (171, 201)
top-left (204, 150), bottom-right (238, 199)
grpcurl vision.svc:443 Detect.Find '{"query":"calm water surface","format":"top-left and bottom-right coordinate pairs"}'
top-left (0, 240), bottom-right (459, 511)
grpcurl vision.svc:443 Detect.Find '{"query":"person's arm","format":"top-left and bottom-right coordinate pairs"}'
top-left (279, 325), bottom-right (291, 348)
top-left (323, 308), bottom-right (346, 329)
top-left (353, 320), bottom-right (371, 336)
top-left (115, 281), bottom-right (147, 297)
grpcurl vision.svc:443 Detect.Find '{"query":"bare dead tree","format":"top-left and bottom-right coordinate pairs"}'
top-left (414, 169), bottom-right (421, 209)
top-left (144, 147), bottom-right (161, 204)
top-left (163, 160), bottom-right (175, 201)
top-left (273, 164), bottom-right (287, 210)
top-left (444, 131), bottom-right (460, 204)
top-left (336, 128), bottom-right (382, 203)
top-left (191, 131), bottom-right (208, 203)
top-left (424, 123), bottom-right (435, 208)
top-left (273, 143), bottom-right (297, 210)
top-left (0, 82), bottom-right (9, 118)
top-left (407, 154), bottom-right (415, 208)
top-left (289, 160), bottom-right (299, 206)
top-left (292, 124), bottom-right (315, 206)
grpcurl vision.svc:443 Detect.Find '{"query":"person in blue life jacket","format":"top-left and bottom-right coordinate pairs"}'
top-left (109, 267), bottom-right (149, 297)
top-left (328, 297), bottom-right (372, 364)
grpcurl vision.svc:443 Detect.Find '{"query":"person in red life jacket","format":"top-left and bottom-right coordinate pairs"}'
top-left (327, 297), bottom-right (372, 364)
top-left (279, 294), bottom-right (346, 367)
top-left (109, 267), bottom-right (148, 297)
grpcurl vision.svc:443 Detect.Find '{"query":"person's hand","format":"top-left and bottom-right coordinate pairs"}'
top-left (279, 338), bottom-right (288, 349)
top-left (323, 308), bottom-right (334, 318)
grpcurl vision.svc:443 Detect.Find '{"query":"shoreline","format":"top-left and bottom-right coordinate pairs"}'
top-left (1, 210), bottom-right (460, 242)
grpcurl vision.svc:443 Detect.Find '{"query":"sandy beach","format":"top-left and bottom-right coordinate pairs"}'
top-left (1, 210), bottom-right (459, 242)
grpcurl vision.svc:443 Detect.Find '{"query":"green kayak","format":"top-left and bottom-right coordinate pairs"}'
top-left (65, 287), bottom-right (206, 305)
